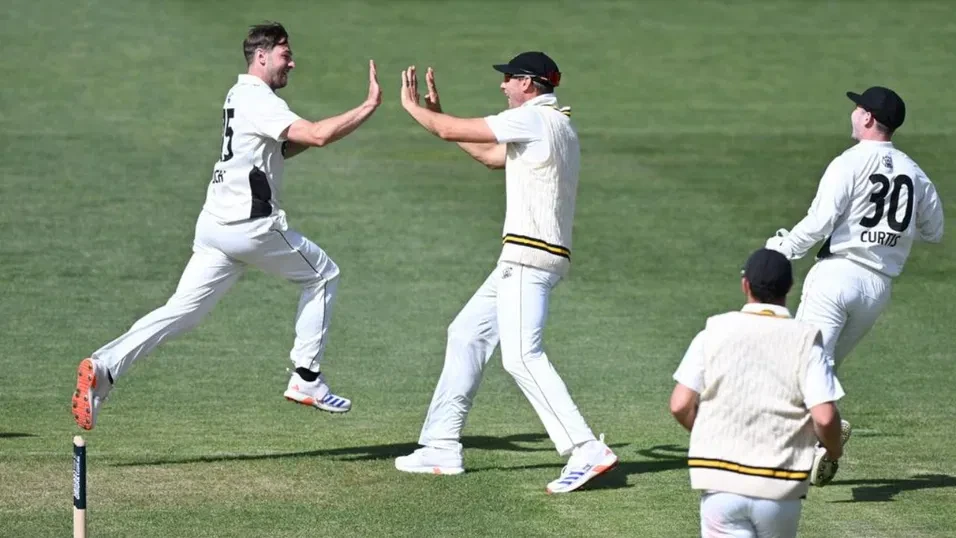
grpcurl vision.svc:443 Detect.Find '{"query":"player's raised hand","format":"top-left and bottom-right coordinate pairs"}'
top-left (366, 60), bottom-right (382, 107)
top-left (424, 67), bottom-right (442, 113)
top-left (400, 66), bottom-right (420, 111)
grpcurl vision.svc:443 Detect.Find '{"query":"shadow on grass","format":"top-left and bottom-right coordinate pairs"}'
top-left (114, 433), bottom-right (629, 467)
top-left (829, 474), bottom-right (956, 502)
top-left (469, 443), bottom-right (689, 491)
top-left (0, 433), bottom-right (37, 439)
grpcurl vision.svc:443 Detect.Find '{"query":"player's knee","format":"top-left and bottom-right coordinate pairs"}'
top-left (501, 347), bottom-right (545, 376)
top-left (446, 321), bottom-right (475, 350)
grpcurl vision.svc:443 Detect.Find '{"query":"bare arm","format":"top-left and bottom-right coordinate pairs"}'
top-left (457, 142), bottom-right (506, 169)
top-left (670, 384), bottom-right (700, 432)
top-left (810, 402), bottom-right (843, 460)
top-left (401, 66), bottom-right (500, 144)
top-left (283, 60), bottom-right (382, 152)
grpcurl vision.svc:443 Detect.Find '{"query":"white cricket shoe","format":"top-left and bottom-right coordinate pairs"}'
top-left (284, 371), bottom-right (351, 413)
top-left (547, 434), bottom-right (618, 494)
top-left (72, 357), bottom-right (112, 430)
top-left (810, 419), bottom-right (852, 487)
top-left (395, 445), bottom-right (465, 475)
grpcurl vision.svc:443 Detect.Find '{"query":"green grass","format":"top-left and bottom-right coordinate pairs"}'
top-left (2, 0), bottom-right (955, 536)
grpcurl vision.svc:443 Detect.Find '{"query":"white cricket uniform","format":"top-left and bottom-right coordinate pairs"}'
top-left (774, 140), bottom-right (944, 368)
top-left (417, 94), bottom-right (597, 457)
top-left (93, 74), bottom-right (341, 380)
top-left (674, 303), bottom-right (845, 538)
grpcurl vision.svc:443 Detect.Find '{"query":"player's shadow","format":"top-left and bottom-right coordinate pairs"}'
top-left (468, 444), bottom-right (689, 491)
top-left (829, 474), bottom-right (956, 503)
top-left (0, 433), bottom-right (37, 439)
top-left (115, 433), bottom-right (622, 467)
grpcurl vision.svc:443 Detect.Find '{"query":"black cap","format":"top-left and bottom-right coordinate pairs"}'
top-left (742, 248), bottom-right (793, 301)
top-left (847, 86), bottom-right (906, 130)
top-left (493, 51), bottom-right (561, 88)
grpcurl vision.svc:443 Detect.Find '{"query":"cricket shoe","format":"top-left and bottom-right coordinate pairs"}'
top-left (284, 371), bottom-right (351, 413)
top-left (547, 434), bottom-right (618, 494)
top-left (810, 419), bottom-right (853, 487)
top-left (395, 445), bottom-right (465, 475)
top-left (72, 357), bottom-right (112, 430)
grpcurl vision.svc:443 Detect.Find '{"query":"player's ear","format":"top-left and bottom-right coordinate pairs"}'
top-left (741, 277), bottom-right (750, 298)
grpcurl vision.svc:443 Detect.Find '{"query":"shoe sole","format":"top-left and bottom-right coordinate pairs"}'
top-left (546, 455), bottom-right (619, 494)
top-left (284, 391), bottom-right (351, 414)
top-left (72, 358), bottom-right (96, 430)
top-left (840, 420), bottom-right (853, 446)
top-left (811, 420), bottom-right (853, 486)
top-left (394, 461), bottom-right (465, 476)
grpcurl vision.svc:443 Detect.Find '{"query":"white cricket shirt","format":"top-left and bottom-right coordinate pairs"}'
top-left (673, 303), bottom-right (845, 408)
top-left (484, 94), bottom-right (579, 276)
top-left (202, 75), bottom-right (303, 222)
top-left (780, 140), bottom-right (944, 277)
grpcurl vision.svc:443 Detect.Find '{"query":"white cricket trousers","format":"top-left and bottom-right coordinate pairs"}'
top-left (418, 262), bottom-right (596, 457)
top-left (796, 257), bottom-right (892, 370)
top-left (700, 492), bottom-right (802, 538)
top-left (93, 210), bottom-right (340, 380)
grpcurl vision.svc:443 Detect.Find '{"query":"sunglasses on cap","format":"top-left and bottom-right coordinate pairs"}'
top-left (503, 73), bottom-right (533, 82)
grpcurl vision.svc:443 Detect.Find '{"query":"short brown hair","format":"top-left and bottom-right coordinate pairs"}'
top-left (243, 22), bottom-right (289, 65)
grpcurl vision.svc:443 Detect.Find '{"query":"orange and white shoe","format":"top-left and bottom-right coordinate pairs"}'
top-left (72, 357), bottom-right (112, 430)
top-left (283, 371), bottom-right (351, 413)
top-left (546, 434), bottom-right (618, 494)
top-left (395, 445), bottom-right (465, 475)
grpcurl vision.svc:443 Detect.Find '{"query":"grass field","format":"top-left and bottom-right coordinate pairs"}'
top-left (2, 0), bottom-right (955, 536)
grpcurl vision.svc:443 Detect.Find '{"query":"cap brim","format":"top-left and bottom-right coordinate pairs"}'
top-left (847, 91), bottom-right (865, 106)
top-left (492, 63), bottom-right (520, 74)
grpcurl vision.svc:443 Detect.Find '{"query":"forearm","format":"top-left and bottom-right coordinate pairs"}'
top-left (813, 420), bottom-right (843, 459)
top-left (810, 403), bottom-right (844, 459)
top-left (782, 214), bottom-right (831, 258)
top-left (306, 101), bottom-right (378, 147)
top-left (404, 105), bottom-right (497, 143)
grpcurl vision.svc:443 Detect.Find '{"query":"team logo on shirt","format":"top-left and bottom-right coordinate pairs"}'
top-left (882, 154), bottom-right (893, 172)
top-left (501, 266), bottom-right (513, 279)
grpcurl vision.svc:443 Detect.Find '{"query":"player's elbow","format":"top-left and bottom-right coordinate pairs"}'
top-left (669, 387), bottom-right (696, 418)
top-left (483, 158), bottom-right (505, 170)
top-left (435, 125), bottom-right (457, 141)
top-left (288, 121), bottom-right (331, 148)
top-left (308, 131), bottom-right (332, 147)
top-left (810, 402), bottom-right (839, 429)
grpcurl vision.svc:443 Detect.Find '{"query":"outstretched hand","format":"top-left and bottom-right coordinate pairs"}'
top-left (424, 67), bottom-right (442, 112)
top-left (400, 66), bottom-right (421, 110)
top-left (367, 59), bottom-right (382, 107)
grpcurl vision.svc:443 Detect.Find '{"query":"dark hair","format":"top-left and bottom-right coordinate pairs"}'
top-left (531, 80), bottom-right (553, 94)
top-left (243, 22), bottom-right (289, 65)
top-left (748, 281), bottom-right (790, 304)
top-left (875, 121), bottom-right (894, 136)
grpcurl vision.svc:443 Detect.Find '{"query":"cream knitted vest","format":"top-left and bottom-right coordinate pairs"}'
top-left (688, 311), bottom-right (820, 500)
top-left (498, 104), bottom-right (578, 277)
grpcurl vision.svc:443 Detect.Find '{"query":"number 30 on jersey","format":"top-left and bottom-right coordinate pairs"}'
top-left (859, 173), bottom-right (914, 246)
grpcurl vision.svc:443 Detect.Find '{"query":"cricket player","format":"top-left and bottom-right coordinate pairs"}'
top-left (72, 22), bottom-right (382, 430)
top-left (766, 86), bottom-right (944, 373)
top-left (670, 248), bottom-right (848, 537)
top-left (392, 53), bottom-right (617, 494)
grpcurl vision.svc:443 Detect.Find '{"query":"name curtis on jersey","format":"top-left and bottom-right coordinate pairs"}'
top-left (860, 230), bottom-right (900, 247)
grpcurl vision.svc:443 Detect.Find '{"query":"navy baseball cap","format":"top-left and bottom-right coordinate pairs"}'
top-left (847, 86), bottom-right (906, 130)
top-left (742, 248), bottom-right (793, 300)
top-left (493, 51), bottom-right (561, 88)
